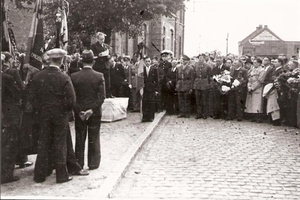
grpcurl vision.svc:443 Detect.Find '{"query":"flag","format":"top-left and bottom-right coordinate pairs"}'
top-left (1, 5), bottom-right (11, 52)
top-left (60, 1), bottom-right (68, 50)
top-left (25, 0), bottom-right (44, 70)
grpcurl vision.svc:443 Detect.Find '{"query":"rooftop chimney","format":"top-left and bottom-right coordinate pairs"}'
top-left (256, 25), bottom-right (263, 30)
top-left (264, 25), bottom-right (268, 28)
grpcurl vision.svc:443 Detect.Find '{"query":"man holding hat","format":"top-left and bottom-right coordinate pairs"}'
top-left (176, 54), bottom-right (195, 118)
top-left (91, 32), bottom-right (111, 97)
top-left (29, 48), bottom-right (75, 183)
top-left (71, 49), bottom-right (106, 170)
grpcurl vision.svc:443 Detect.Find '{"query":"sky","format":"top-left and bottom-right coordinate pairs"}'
top-left (183, 0), bottom-right (300, 57)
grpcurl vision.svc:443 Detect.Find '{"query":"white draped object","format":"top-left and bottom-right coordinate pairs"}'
top-left (101, 98), bottom-right (129, 122)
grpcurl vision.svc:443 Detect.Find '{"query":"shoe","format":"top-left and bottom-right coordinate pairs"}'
top-left (34, 177), bottom-right (46, 183)
top-left (237, 119), bottom-right (242, 121)
top-left (88, 166), bottom-right (98, 170)
top-left (178, 115), bottom-right (185, 118)
top-left (202, 116), bottom-right (207, 119)
top-left (1, 176), bottom-right (20, 184)
top-left (57, 176), bottom-right (73, 183)
top-left (16, 161), bottom-right (33, 169)
top-left (195, 115), bottom-right (202, 119)
top-left (71, 169), bottom-right (89, 176)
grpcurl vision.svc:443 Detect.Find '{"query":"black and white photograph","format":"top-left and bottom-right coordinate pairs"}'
top-left (1, 0), bottom-right (300, 199)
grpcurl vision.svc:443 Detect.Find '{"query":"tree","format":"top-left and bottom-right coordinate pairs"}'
top-left (68, 0), bottom-right (185, 46)
top-left (12, 0), bottom-right (186, 52)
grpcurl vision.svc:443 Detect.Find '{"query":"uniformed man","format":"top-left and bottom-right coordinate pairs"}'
top-left (176, 55), bottom-right (195, 118)
top-left (29, 48), bottom-right (75, 183)
top-left (194, 54), bottom-right (211, 119)
top-left (158, 50), bottom-right (173, 112)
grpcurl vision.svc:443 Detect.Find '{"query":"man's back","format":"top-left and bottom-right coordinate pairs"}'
top-left (30, 67), bottom-right (75, 111)
top-left (71, 68), bottom-right (106, 116)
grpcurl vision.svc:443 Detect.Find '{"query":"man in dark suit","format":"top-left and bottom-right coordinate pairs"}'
top-left (29, 48), bottom-right (75, 183)
top-left (69, 53), bottom-right (83, 75)
top-left (91, 32), bottom-right (111, 97)
top-left (209, 57), bottom-right (224, 119)
top-left (71, 50), bottom-right (106, 170)
top-left (110, 56), bottom-right (126, 97)
top-left (227, 60), bottom-right (248, 121)
top-left (1, 68), bottom-right (22, 184)
top-left (142, 56), bottom-right (159, 122)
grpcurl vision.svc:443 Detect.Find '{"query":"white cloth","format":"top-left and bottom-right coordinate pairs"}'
top-left (101, 98), bottom-right (129, 122)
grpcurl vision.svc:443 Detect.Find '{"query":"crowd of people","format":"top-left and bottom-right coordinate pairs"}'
top-left (2, 30), bottom-right (300, 185)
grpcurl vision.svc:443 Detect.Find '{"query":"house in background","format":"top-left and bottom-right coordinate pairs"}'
top-left (111, 8), bottom-right (185, 59)
top-left (239, 25), bottom-right (300, 58)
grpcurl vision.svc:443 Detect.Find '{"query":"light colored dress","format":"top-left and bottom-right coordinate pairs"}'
top-left (245, 66), bottom-right (264, 113)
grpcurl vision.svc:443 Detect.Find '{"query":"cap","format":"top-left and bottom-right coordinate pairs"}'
top-left (1, 53), bottom-right (5, 61)
top-left (182, 54), bottom-right (190, 61)
top-left (96, 32), bottom-right (107, 38)
top-left (161, 49), bottom-right (173, 56)
top-left (2, 51), bottom-right (12, 61)
top-left (46, 48), bottom-right (67, 58)
top-left (81, 49), bottom-right (97, 62)
top-left (123, 55), bottom-right (131, 61)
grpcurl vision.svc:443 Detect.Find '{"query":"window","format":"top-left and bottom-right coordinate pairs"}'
top-left (162, 26), bottom-right (166, 50)
top-left (143, 24), bottom-right (147, 55)
top-left (179, 36), bottom-right (182, 56)
top-left (170, 29), bottom-right (174, 52)
top-left (295, 46), bottom-right (300, 54)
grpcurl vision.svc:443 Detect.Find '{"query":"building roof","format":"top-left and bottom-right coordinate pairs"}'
top-left (239, 25), bottom-right (284, 45)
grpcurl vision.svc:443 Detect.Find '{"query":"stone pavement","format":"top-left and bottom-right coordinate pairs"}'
top-left (112, 116), bottom-right (300, 199)
top-left (1, 112), bottom-right (164, 199)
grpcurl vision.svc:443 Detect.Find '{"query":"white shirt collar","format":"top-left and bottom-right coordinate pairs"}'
top-left (83, 66), bottom-right (93, 69)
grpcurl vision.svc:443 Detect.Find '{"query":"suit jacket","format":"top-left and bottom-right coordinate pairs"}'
top-left (143, 65), bottom-right (158, 92)
top-left (111, 63), bottom-right (126, 88)
top-left (194, 62), bottom-right (211, 90)
top-left (71, 67), bottom-right (106, 116)
top-left (230, 67), bottom-right (248, 90)
top-left (176, 64), bottom-right (195, 92)
top-left (91, 42), bottom-right (110, 73)
top-left (3, 64), bottom-right (25, 91)
top-left (159, 61), bottom-right (172, 89)
top-left (29, 66), bottom-right (76, 112)
top-left (69, 60), bottom-right (83, 75)
top-left (262, 65), bottom-right (275, 85)
top-left (123, 64), bottom-right (132, 85)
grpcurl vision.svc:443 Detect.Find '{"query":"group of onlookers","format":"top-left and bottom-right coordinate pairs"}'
top-left (151, 51), bottom-right (300, 129)
top-left (2, 29), bottom-right (300, 185)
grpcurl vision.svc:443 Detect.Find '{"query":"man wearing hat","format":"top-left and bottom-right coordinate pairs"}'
top-left (194, 54), bottom-right (211, 119)
top-left (176, 54), bottom-right (195, 118)
top-left (158, 50), bottom-right (173, 113)
top-left (29, 48), bottom-right (75, 183)
top-left (71, 49), bottom-right (106, 170)
top-left (91, 32), bottom-right (111, 97)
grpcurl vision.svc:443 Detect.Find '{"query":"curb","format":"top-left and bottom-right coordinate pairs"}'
top-left (96, 111), bottom-right (166, 198)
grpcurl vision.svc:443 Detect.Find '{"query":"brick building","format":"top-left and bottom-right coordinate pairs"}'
top-left (111, 9), bottom-right (185, 59)
top-left (239, 25), bottom-right (300, 59)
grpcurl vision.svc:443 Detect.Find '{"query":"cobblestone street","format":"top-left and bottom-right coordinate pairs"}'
top-left (113, 116), bottom-right (300, 199)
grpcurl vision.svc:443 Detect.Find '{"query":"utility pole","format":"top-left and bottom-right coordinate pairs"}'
top-left (226, 33), bottom-right (229, 55)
